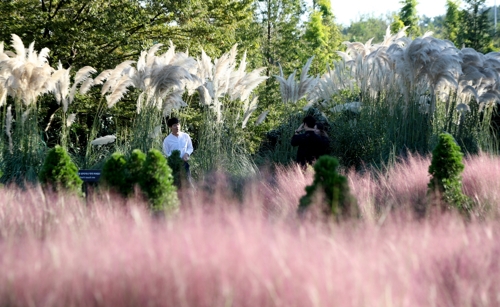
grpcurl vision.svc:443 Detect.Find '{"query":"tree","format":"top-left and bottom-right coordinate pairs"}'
top-left (343, 14), bottom-right (391, 44)
top-left (391, 0), bottom-right (421, 37)
top-left (458, 0), bottom-right (494, 53)
top-left (303, 0), bottom-right (342, 72)
top-left (250, 0), bottom-right (308, 79)
top-left (0, 0), bottom-right (254, 71)
top-left (444, 0), bottom-right (461, 46)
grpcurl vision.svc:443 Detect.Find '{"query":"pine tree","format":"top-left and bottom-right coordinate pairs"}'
top-left (298, 156), bottom-right (358, 220)
top-left (458, 0), bottom-right (494, 53)
top-left (428, 133), bottom-right (471, 213)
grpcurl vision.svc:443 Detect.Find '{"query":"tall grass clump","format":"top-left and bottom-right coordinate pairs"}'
top-left (299, 29), bottom-right (500, 167)
top-left (299, 155), bottom-right (358, 219)
top-left (139, 149), bottom-right (178, 212)
top-left (0, 34), bottom-right (95, 184)
top-left (38, 145), bottom-right (82, 195)
top-left (428, 133), bottom-right (471, 214)
top-left (193, 45), bottom-right (267, 177)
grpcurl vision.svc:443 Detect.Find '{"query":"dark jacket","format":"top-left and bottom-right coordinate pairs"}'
top-left (291, 130), bottom-right (325, 166)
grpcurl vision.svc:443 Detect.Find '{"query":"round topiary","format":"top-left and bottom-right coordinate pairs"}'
top-left (298, 155), bottom-right (358, 220)
top-left (38, 145), bottom-right (82, 194)
top-left (139, 149), bottom-right (178, 212)
top-left (100, 152), bottom-right (128, 196)
top-left (428, 133), bottom-right (471, 213)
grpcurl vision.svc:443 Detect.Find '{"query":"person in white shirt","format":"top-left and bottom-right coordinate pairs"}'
top-left (162, 117), bottom-right (194, 185)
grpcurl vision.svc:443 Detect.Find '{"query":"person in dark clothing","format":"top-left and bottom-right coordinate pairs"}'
top-left (291, 116), bottom-right (324, 167)
top-left (314, 122), bottom-right (331, 157)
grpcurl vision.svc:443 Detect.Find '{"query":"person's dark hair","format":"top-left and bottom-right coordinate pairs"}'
top-left (303, 116), bottom-right (316, 128)
top-left (315, 122), bottom-right (329, 137)
top-left (167, 117), bottom-right (179, 127)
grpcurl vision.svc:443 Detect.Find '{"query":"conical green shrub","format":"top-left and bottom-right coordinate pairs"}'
top-left (100, 152), bottom-right (128, 196)
top-left (139, 149), bottom-right (178, 212)
top-left (428, 133), bottom-right (471, 213)
top-left (38, 145), bottom-right (82, 194)
top-left (298, 155), bottom-right (358, 219)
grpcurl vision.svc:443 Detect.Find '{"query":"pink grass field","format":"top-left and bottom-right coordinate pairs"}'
top-left (1, 153), bottom-right (500, 307)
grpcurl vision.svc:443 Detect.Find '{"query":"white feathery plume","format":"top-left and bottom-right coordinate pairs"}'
top-left (79, 78), bottom-right (94, 94)
top-left (106, 74), bottom-right (134, 108)
top-left (159, 41), bottom-right (176, 65)
top-left (69, 66), bottom-right (96, 103)
top-left (66, 113), bottom-right (76, 127)
top-left (5, 105), bottom-right (13, 153)
top-left (149, 125), bottom-right (162, 139)
top-left (241, 96), bottom-right (258, 128)
top-left (274, 57), bottom-right (316, 104)
top-left (91, 135), bottom-right (116, 146)
top-left (94, 69), bottom-right (112, 85)
top-left (255, 110), bottom-right (269, 126)
top-left (197, 85), bottom-right (212, 106)
top-left (101, 60), bottom-right (134, 96)
top-left (10, 34), bottom-right (25, 59)
top-left (74, 66), bottom-right (97, 85)
top-left (162, 90), bottom-right (187, 116)
top-left (146, 44), bottom-right (163, 67)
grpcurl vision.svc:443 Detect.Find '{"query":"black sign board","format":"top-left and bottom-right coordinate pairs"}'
top-left (78, 170), bottom-right (102, 182)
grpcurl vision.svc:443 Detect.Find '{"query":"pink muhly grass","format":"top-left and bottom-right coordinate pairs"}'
top-left (2, 156), bottom-right (500, 306)
top-left (2, 194), bottom-right (500, 306)
top-left (345, 153), bottom-right (431, 221)
top-left (462, 152), bottom-right (500, 217)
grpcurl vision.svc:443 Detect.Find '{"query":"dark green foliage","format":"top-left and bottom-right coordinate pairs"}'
top-left (428, 133), bottom-right (471, 213)
top-left (100, 152), bottom-right (128, 196)
top-left (139, 149), bottom-right (178, 212)
top-left (299, 156), bottom-right (358, 219)
top-left (38, 145), bottom-right (82, 194)
top-left (458, 0), bottom-right (494, 53)
top-left (167, 150), bottom-right (185, 188)
top-left (126, 149), bottom-right (147, 195)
